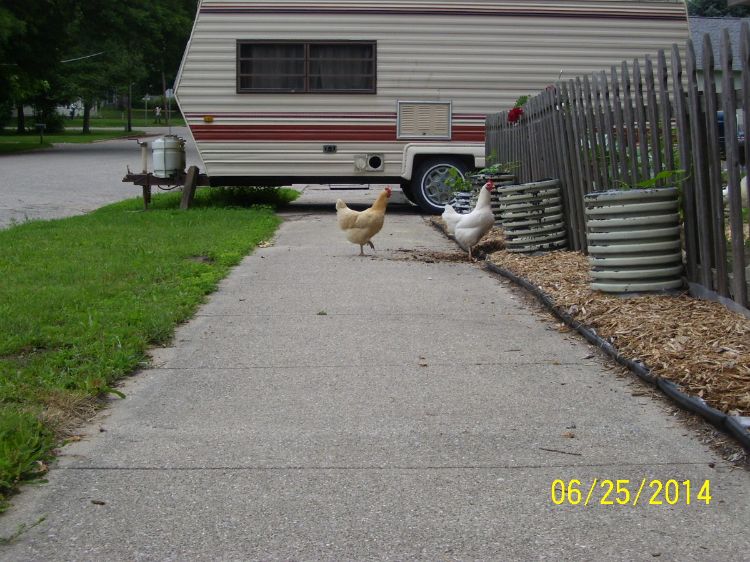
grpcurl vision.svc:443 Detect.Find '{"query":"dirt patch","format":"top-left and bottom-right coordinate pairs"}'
top-left (40, 390), bottom-right (101, 441)
top-left (474, 228), bottom-right (506, 255)
top-left (387, 248), bottom-right (470, 263)
top-left (187, 255), bottom-right (215, 264)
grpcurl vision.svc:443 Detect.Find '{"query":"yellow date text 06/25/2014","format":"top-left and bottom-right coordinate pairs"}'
top-left (550, 479), bottom-right (712, 506)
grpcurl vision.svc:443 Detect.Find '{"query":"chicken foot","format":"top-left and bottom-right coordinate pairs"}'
top-left (358, 241), bottom-right (375, 256)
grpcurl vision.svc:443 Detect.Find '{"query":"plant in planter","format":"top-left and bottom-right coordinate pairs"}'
top-left (584, 170), bottom-right (688, 293)
top-left (445, 167), bottom-right (476, 214)
top-left (447, 161), bottom-right (519, 218)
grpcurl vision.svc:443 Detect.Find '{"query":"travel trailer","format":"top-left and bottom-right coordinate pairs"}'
top-left (175, 0), bottom-right (689, 213)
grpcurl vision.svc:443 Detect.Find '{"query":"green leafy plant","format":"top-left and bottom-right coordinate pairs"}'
top-left (475, 161), bottom-right (520, 176)
top-left (514, 95), bottom-right (530, 108)
top-left (613, 169), bottom-right (688, 190)
top-left (446, 160), bottom-right (520, 195)
top-left (445, 167), bottom-right (475, 194)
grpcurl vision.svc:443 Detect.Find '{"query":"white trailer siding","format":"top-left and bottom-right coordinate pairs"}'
top-left (175, 0), bottom-right (688, 182)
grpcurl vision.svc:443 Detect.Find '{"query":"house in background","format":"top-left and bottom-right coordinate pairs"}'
top-left (689, 16), bottom-right (749, 91)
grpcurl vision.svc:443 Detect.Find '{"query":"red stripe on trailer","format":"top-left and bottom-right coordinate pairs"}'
top-left (189, 124), bottom-right (485, 142)
top-left (191, 124), bottom-right (398, 141)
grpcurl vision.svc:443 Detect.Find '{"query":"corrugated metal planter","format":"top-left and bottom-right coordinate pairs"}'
top-left (497, 179), bottom-right (568, 253)
top-left (474, 173), bottom-right (516, 224)
top-left (450, 173), bottom-right (516, 223)
top-left (449, 191), bottom-right (474, 214)
top-left (584, 187), bottom-right (683, 293)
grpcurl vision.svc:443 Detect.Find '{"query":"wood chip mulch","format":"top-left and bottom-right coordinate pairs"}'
top-left (488, 249), bottom-right (750, 416)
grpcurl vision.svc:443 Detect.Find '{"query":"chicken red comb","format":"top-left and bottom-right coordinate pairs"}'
top-left (486, 180), bottom-right (495, 190)
top-left (385, 187), bottom-right (393, 197)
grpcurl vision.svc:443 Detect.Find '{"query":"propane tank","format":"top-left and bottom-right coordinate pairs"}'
top-left (152, 135), bottom-right (186, 178)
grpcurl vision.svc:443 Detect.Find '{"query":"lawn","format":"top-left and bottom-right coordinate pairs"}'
top-left (62, 106), bottom-right (185, 129)
top-left (0, 187), bottom-right (298, 507)
top-left (0, 130), bottom-right (147, 155)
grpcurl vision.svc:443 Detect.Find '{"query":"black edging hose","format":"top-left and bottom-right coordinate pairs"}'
top-left (483, 260), bottom-right (750, 452)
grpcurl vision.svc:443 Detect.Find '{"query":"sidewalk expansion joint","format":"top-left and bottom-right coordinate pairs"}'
top-left (62, 461), bottom-right (715, 472)
top-left (194, 313), bottom-right (534, 319)
top-left (150, 360), bottom-right (583, 371)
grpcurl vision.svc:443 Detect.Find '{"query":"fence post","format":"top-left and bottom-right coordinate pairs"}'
top-left (671, 44), bottom-right (698, 283)
top-left (721, 29), bottom-right (748, 306)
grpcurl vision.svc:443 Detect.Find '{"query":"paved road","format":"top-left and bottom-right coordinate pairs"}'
top-left (0, 189), bottom-right (748, 560)
top-left (0, 127), bottom-right (203, 229)
top-left (0, 129), bottom-right (410, 228)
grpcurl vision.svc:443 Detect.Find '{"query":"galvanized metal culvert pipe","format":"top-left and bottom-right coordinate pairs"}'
top-left (584, 188), bottom-right (683, 293)
top-left (451, 173), bottom-right (515, 224)
top-left (496, 179), bottom-right (568, 253)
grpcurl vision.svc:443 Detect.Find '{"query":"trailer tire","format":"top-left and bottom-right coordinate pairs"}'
top-left (400, 184), bottom-right (418, 205)
top-left (412, 158), bottom-right (471, 214)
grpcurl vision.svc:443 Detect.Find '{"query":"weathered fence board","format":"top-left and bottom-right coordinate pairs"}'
top-left (722, 29), bottom-right (748, 307)
top-left (486, 28), bottom-right (750, 312)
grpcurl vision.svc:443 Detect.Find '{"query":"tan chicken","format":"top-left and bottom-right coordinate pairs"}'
top-left (336, 187), bottom-right (392, 255)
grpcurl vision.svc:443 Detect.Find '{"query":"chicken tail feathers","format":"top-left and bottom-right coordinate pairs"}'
top-left (335, 199), bottom-right (348, 211)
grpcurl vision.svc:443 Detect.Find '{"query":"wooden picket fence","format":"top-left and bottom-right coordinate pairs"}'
top-left (487, 23), bottom-right (750, 312)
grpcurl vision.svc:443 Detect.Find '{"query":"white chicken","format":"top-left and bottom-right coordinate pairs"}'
top-left (454, 180), bottom-right (496, 260)
top-left (722, 175), bottom-right (749, 208)
top-left (441, 203), bottom-right (462, 235)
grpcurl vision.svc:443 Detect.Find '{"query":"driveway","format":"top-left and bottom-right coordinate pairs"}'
top-left (0, 127), bottom-right (202, 229)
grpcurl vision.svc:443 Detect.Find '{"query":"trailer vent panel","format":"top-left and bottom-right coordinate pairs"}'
top-left (398, 101), bottom-right (451, 140)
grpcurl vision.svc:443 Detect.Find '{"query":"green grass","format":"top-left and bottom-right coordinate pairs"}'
top-left (0, 187), bottom-right (298, 506)
top-left (54, 106), bottom-right (185, 129)
top-left (0, 131), bottom-right (147, 154)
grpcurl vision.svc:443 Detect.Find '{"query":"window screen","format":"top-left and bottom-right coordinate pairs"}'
top-left (237, 41), bottom-right (376, 93)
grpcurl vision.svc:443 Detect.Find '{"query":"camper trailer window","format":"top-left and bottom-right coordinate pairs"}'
top-left (237, 41), bottom-right (376, 94)
top-left (238, 43), bottom-right (305, 92)
top-left (309, 43), bottom-right (375, 92)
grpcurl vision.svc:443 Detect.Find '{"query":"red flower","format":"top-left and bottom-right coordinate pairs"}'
top-left (507, 107), bottom-right (524, 124)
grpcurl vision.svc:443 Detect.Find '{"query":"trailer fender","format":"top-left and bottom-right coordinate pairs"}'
top-left (401, 144), bottom-right (485, 180)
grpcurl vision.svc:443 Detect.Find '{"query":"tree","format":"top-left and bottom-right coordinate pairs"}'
top-left (2, 0), bottom-right (197, 133)
top-left (0, 1), bottom-right (78, 132)
top-left (687, 0), bottom-right (750, 17)
top-left (0, 7), bottom-right (24, 127)
top-left (63, 0), bottom-right (197, 132)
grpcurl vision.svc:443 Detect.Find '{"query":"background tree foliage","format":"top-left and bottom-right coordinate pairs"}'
top-left (0, 0), bottom-right (198, 132)
top-left (687, 0), bottom-right (750, 17)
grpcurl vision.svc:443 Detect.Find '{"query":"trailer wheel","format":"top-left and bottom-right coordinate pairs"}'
top-left (412, 158), bottom-right (471, 214)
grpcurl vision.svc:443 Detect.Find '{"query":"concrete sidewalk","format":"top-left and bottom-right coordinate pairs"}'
top-left (1, 187), bottom-right (748, 561)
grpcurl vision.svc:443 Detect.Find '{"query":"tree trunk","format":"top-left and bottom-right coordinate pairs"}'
top-left (82, 101), bottom-right (92, 134)
top-left (162, 68), bottom-right (168, 127)
top-left (126, 83), bottom-right (132, 132)
top-left (16, 103), bottom-right (25, 134)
